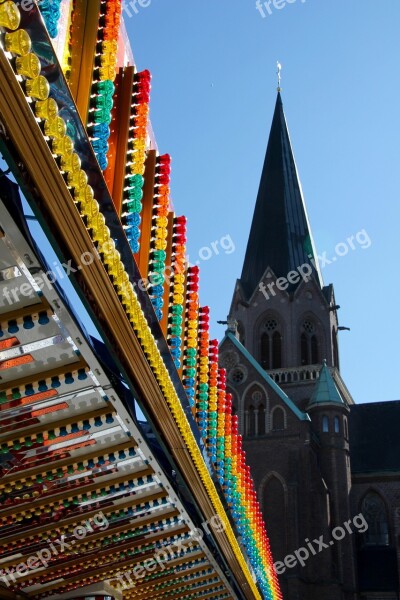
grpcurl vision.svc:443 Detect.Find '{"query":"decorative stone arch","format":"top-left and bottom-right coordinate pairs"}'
top-left (332, 325), bottom-right (339, 368)
top-left (270, 404), bottom-right (287, 431)
top-left (259, 471), bottom-right (289, 561)
top-left (343, 414), bottom-right (349, 439)
top-left (358, 487), bottom-right (391, 546)
top-left (259, 470), bottom-right (289, 506)
top-left (242, 382), bottom-right (270, 436)
top-left (255, 310), bottom-right (286, 370)
top-left (297, 312), bottom-right (326, 367)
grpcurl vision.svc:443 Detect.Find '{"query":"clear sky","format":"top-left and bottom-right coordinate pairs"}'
top-left (124, 0), bottom-right (400, 404)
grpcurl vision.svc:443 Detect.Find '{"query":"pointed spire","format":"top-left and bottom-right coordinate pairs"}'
top-left (239, 91), bottom-right (323, 299)
top-left (308, 360), bottom-right (344, 408)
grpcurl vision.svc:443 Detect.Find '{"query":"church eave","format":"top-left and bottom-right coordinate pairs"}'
top-left (221, 331), bottom-right (310, 422)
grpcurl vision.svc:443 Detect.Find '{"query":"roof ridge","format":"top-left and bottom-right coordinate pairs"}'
top-left (223, 332), bottom-right (310, 421)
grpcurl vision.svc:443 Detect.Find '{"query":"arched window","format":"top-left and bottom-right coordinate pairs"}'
top-left (247, 405), bottom-right (256, 437)
top-left (300, 319), bottom-right (320, 365)
top-left (332, 326), bottom-right (339, 368)
top-left (245, 389), bottom-right (267, 438)
top-left (271, 407), bottom-right (285, 431)
top-left (260, 318), bottom-right (282, 370)
top-left (311, 335), bottom-right (319, 364)
top-left (322, 415), bottom-right (329, 433)
top-left (361, 493), bottom-right (390, 546)
top-left (258, 403), bottom-right (266, 435)
top-left (272, 331), bottom-right (282, 369)
top-left (301, 333), bottom-right (308, 365)
top-left (261, 333), bottom-right (270, 370)
top-left (344, 416), bottom-right (349, 439)
top-left (262, 475), bottom-right (287, 562)
top-left (334, 416), bottom-right (340, 434)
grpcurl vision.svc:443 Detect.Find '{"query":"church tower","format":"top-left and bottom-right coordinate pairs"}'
top-left (227, 90), bottom-right (351, 410)
top-left (219, 89), bottom-right (357, 600)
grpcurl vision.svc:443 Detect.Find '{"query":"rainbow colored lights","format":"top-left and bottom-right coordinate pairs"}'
top-left (148, 153), bottom-right (171, 321)
top-left (87, 0), bottom-right (121, 170)
top-left (0, 2), bottom-right (283, 598)
top-left (122, 69), bottom-right (151, 253)
top-left (167, 216), bottom-right (187, 369)
top-left (183, 266), bottom-right (200, 408)
top-left (196, 307), bottom-right (210, 438)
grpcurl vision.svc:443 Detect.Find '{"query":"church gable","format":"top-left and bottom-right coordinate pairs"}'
top-left (219, 332), bottom-right (309, 434)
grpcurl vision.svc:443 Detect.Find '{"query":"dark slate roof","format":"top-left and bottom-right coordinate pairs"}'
top-left (240, 92), bottom-right (323, 299)
top-left (349, 401), bottom-right (400, 474)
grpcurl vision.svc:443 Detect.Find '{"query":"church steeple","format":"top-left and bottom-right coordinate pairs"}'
top-left (240, 92), bottom-right (323, 299)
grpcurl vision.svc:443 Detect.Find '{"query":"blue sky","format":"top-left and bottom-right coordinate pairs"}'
top-left (125, 0), bottom-right (400, 403)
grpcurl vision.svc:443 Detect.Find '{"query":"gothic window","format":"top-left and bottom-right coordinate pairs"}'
top-left (271, 407), bottom-right (285, 431)
top-left (361, 493), bottom-right (390, 546)
top-left (334, 416), bottom-right (340, 434)
top-left (245, 389), bottom-right (267, 438)
top-left (261, 333), bottom-right (270, 370)
top-left (301, 333), bottom-right (307, 365)
top-left (344, 416), bottom-right (349, 439)
top-left (247, 405), bottom-right (256, 437)
top-left (261, 318), bottom-right (282, 370)
top-left (300, 319), bottom-right (319, 365)
top-left (322, 415), bottom-right (329, 433)
top-left (332, 326), bottom-right (339, 368)
top-left (258, 403), bottom-right (266, 435)
top-left (311, 335), bottom-right (319, 364)
top-left (262, 476), bottom-right (287, 562)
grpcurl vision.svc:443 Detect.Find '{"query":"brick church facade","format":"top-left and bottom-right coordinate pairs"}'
top-left (219, 92), bottom-right (400, 600)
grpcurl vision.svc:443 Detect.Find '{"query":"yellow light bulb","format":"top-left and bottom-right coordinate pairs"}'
top-left (44, 116), bottom-right (67, 139)
top-left (15, 52), bottom-right (41, 78)
top-left (52, 135), bottom-right (74, 157)
top-left (60, 152), bottom-right (81, 174)
top-left (35, 97), bottom-right (58, 120)
top-left (25, 75), bottom-right (50, 100)
top-left (67, 168), bottom-right (88, 190)
top-left (4, 28), bottom-right (31, 55)
top-left (74, 184), bottom-right (95, 206)
top-left (0, 2), bottom-right (20, 30)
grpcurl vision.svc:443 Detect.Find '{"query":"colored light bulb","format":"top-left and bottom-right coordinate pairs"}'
top-left (35, 97), bottom-right (58, 120)
top-left (4, 28), bottom-right (31, 55)
top-left (74, 184), bottom-right (95, 205)
top-left (25, 75), bottom-right (50, 100)
top-left (0, 2), bottom-right (20, 30)
top-left (60, 152), bottom-right (81, 173)
top-left (15, 52), bottom-right (41, 78)
top-left (52, 135), bottom-right (74, 156)
top-left (125, 199), bottom-right (142, 213)
top-left (67, 168), bottom-right (88, 190)
top-left (44, 116), bottom-right (67, 139)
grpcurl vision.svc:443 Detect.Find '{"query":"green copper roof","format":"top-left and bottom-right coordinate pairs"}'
top-left (309, 361), bottom-right (344, 407)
